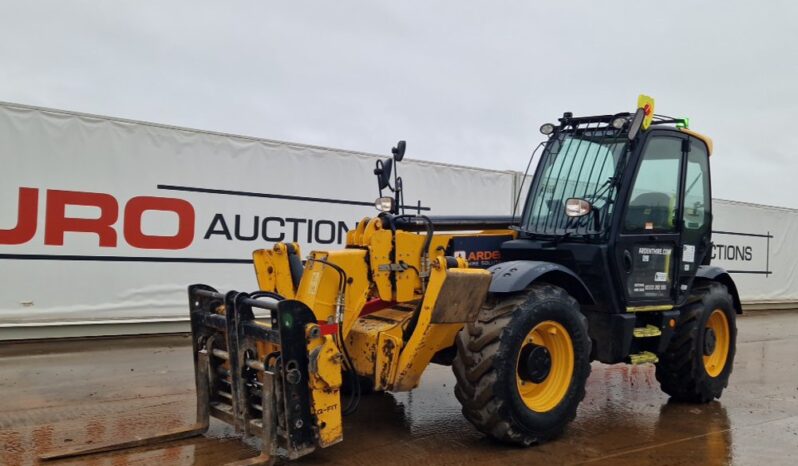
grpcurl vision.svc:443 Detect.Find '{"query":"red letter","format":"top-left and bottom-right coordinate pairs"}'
top-left (124, 196), bottom-right (195, 250)
top-left (0, 187), bottom-right (38, 245)
top-left (44, 190), bottom-right (118, 247)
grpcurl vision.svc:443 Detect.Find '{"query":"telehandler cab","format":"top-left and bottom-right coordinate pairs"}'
top-left (42, 96), bottom-right (740, 465)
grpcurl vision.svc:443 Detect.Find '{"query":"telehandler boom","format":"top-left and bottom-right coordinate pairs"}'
top-left (42, 96), bottom-right (740, 465)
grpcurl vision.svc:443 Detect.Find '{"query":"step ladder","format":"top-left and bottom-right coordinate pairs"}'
top-left (628, 325), bottom-right (663, 364)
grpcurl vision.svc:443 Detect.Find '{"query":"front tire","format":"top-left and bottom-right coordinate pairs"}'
top-left (452, 283), bottom-right (591, 445)
top-left (656, 283), bottom-right (737, 402)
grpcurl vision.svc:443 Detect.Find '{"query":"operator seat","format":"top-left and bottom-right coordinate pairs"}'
top-left (626, 192), bottom-right (674, 230)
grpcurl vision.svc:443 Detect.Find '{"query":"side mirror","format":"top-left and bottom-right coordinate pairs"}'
top-left (392, 140), bottom-right (406, 162)
top-left (374, 158), bottom-right (393, 190)
top-left (565, 198), bottom-right (592, 217)
top-left (628, 108), bottom-right (645, 140)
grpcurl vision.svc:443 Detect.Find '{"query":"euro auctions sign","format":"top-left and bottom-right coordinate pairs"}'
top-left (0, 102), bottom-right (516, 327)
top-left (1, 187), bottom-right (360, 253)
top-left (2, 188), bottom-right (195, 250)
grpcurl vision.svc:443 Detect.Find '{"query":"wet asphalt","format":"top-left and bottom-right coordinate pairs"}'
top-left (0, 310), bottom-right (796, 465)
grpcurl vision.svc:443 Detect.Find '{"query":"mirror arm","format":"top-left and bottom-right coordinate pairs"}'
top-left (394, 177), bottom-right (403, 214)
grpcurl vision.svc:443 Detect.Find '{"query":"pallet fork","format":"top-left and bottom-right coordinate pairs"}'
top-left (41, 285), bottom-right (320, 465)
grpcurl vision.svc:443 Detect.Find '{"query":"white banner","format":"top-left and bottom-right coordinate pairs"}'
top-left (711, 199), bottom-right (797, 304)
top-left (0, 102), bottom-right (515, 326)
top-left (1, 102), bottom-right (796, 333)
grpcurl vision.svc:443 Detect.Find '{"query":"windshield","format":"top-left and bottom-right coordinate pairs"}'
top-left (522, 130), bottom-right (628, 236)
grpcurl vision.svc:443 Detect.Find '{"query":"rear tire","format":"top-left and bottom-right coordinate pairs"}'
top-left (656, 283), bottom-right (737, 402)
top-left (451, 283), bottom-right (591, 445)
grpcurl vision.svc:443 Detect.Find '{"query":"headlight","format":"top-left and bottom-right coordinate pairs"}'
top-left (611, 116), bottom-right (627, 129)
top-left (375, 196), bottom-right (395, 212)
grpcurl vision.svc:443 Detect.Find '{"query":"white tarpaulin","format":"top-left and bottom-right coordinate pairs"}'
top-left (1, 101), bottom-right (796, 338)
top-left (0, 102), bottom-right (515, 329)
top-left (711, 199), bottom-right (797, 305)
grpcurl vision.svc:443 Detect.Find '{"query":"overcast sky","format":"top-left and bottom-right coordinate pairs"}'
top-left (2, 1), bottom-right (797, 207)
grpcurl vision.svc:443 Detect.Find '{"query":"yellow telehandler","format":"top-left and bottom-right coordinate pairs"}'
top-left (42, 97), bottom-right (741, 465)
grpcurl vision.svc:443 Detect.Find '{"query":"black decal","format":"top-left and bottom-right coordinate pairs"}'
top-left (204, 214), bottom-right (232, 240)
top-left (337, 221), bottom-right (350, 244)
top-left (307, 219), bottom-right (313, 244)
top-left (745, 246), bottom-right (753, 261)
top-left (261, 217), bottom-right (285, 242)
top-left (157, 184), bottom-right (430, 211)
top-left (234, 215), bottom-right (259, 241)
top-left (315, 220), bottom-right (335, 244)
top-left (628, 245), bottom-right (672, 299)
top-left (285, 218), bottom-right (306, 242)
top-left (446, 235), bottom-right (513, 268)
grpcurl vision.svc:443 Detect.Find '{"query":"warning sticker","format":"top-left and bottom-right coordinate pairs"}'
top-left (628, 244), bottom-right (673, 299)
top-left (683, 244), bottom-right (696, 263)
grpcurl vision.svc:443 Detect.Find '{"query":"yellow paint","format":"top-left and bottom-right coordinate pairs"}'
top-left (368, 229), bottom-right (394, 301)
top-left (637, 94), bottom-right (655, 130)
top-left (346, 308), bottom-right (409, 379)
top-left (633, 324), bottom-right (662, 338)
top-left (375, 331), bottom-right (402, 391)
top-left (306, 330), bottom-right (344, 447)
top-left (372, 225), bottom-right (512, 304)
top-left (252, 243), bottom-right (299, 299)
top-left (629, 351), bottom-right (659, 364)
top-left (295, 249), bottom-right (370, 338)
top-left (391, 257), bottom-right (490, 391)
top-left (361, 217), bottom-right (383, 245)
top-left (245, 222), bottom-right (517, 451)
top-left (347, 216), bottom-right (371, 246)
top-left (703, 309), bottom-right (730, 377)
top-left (679, 127), bottom-right (714, 156)
top-left (394, 230), bottom-right (427, 302)
top-left (664, 245), bottom-right (672, 279)
top-left (626, 304), bottom-right (674, 312)
top-left (516, 320), bottom-right (574, 413)
top-left (252, 249), bottom-right (277, 293)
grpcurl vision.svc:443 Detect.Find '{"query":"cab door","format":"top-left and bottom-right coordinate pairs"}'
top-left (614, 133), bottom-right (686, 308)
top-left (675, 137), bottom-right (712, 302)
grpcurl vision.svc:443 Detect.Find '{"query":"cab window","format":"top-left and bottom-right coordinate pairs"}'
top-left (683, 141), bottom-right (710, 230)
top-left (624, 137), bottom-right (682, 232)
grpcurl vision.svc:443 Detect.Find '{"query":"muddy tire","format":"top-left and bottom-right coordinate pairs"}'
top-left (451, 283), bottom-right (591, 445)
top-left (656, 283), bottom-right (737, 403)
top-left (341, 371), bottom-right (373, 396)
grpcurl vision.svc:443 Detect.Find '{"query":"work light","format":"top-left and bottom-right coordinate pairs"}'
top-left (375, 196), bottom-right (395, 212)
top-left (539, 123), bottom-right (555, 135)
top-left (611, 116), bottom-right (627, 129)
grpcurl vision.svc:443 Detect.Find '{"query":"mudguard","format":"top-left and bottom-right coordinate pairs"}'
top-left (696, 265), bottom-right (743, 313)
top-left (487, 260), bottom-right (595, 305)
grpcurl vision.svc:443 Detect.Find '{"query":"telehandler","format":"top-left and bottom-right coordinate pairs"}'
top-left (43, 96), bottom-right (740, 464)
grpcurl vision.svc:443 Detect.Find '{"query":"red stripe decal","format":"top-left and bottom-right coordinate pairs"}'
top-left (319, 323), bottom-right (339, 336)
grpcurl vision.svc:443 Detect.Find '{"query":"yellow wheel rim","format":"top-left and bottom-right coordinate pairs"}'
top-left (516, 321), bottom-right (574, 412)
top-left (703, 309), bottom-right (730, 378)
